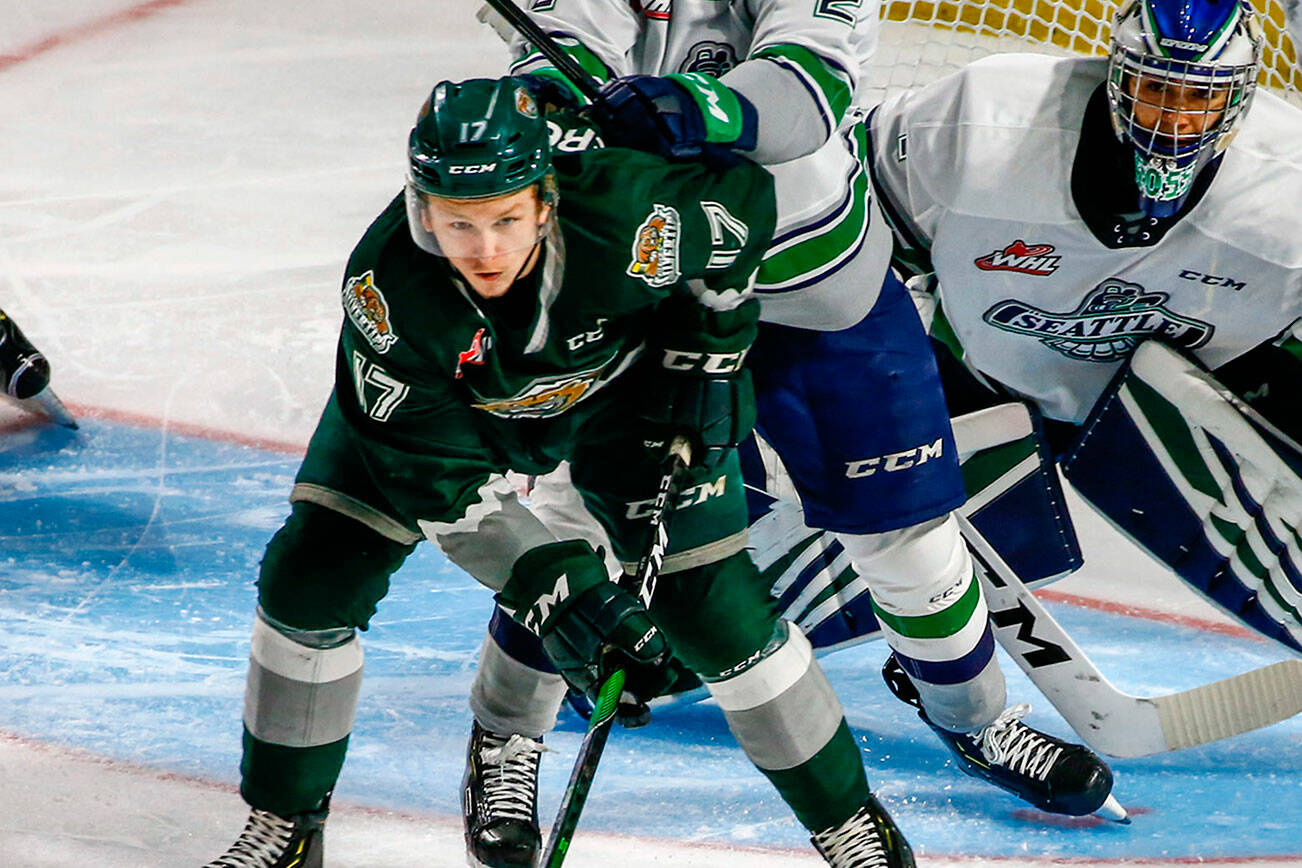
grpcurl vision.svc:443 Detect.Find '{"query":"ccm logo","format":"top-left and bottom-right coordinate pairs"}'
top-left (626, 475), bottom-right (726, 519)
top-left (845, 438), bottom-right (944, 478)
top-left (449, 163), bottom-right (498, 175)
top-left (661, 349), bottom-right (747, 374)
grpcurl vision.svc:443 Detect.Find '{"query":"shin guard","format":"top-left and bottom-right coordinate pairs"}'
top-left (704, 623), bottom-right (869, 832)
top-left (241, 609), bottom-right (363, 815)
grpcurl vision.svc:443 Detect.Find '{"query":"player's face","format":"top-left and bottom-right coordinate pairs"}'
top-left (1127, 73), bottom-right (1230, 140)
top-left (421, 187), bottom-right (550, 299)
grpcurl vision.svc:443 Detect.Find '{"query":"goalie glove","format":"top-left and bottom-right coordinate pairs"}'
top-left (592, 73), bottom-right (758, 168)
top-left (497, 540), bottom-right (673, 703)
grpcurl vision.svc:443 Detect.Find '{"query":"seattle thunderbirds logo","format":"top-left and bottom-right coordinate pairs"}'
top-left (680, 41), bottom-right (738, 77)
top-left (982, 278), bottom-right (1214, 362)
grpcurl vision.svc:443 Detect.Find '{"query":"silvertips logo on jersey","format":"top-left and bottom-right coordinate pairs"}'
top-left (627, 204), bottom-right (681, 288)
top-left (983, 278), bottom-right (1214, 362)
top-left (343, 270), bottom-right (398, 353)
top-left (469, 367), bottom-right (605, 419)
top-left (974, 240), bottom-right (1061, 276)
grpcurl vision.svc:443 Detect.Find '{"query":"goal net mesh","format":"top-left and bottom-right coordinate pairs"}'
top-left (868, 0), bottom-right (1301, 105)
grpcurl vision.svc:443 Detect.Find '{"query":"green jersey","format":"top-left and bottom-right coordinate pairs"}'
top-left (310, 141), bottom-right (774, 574)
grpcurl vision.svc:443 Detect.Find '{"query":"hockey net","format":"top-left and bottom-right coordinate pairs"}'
top-left (868, 0), bottom-right (1302, 106)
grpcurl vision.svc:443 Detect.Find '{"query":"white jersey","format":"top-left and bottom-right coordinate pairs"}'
top-left (869, 54), bottom-right (1302, 423)
top-left (510, 0), bottom-right (893, 330)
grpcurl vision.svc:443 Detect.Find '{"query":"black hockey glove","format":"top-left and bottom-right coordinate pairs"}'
top-left (643, 371), bottom-right (755, 470)
top-left (497, 540), bottom-right (673, 703)
top-left (591, 73), bottom-right (757, 168)
top-left (641, 297), bottom-right (759, 469)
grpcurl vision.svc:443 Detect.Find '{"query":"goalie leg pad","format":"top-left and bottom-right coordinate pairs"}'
top-left (1062, 342), bottom-right (1302, 651)
top-left (952, 403), bottom-right (1082, 585)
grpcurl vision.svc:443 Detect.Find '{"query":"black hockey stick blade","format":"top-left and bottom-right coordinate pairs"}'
top-left (478, 0), bottom-right (603, 102)
top-left (536, 668), bottom-right (625, 868)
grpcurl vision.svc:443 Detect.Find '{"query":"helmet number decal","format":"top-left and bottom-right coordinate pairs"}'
top-left (459, 120), bottom-right (489, 143)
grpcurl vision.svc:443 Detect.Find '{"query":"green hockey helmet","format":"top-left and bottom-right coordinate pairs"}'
top-left (406, 78), bottom-right (556, 255)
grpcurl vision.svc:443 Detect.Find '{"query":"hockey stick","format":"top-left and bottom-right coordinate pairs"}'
top-left (537, 435), bottom-right (692, 868)
top-left (478, 0), bottom-right (603, 102)
top-left (960, 513), bottom-right (1302, 758)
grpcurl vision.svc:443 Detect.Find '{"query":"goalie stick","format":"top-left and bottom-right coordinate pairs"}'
top-left (537, 436), bottom-right (692, 868)
top-left (960, 513), bottom-right (1302, 758)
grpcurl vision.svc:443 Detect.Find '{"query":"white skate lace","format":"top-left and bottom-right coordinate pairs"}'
top-left (204, 808), bottom-right (297, 868)
top-left (811, 805), bottom-right (889, 868)
top-left (975, 703), bottom-right (1063, 781)
top-left (479, 732), bottom-right (547, 823)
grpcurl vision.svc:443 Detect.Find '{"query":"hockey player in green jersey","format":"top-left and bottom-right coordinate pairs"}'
top-left (202, 77), bottom-right (914, 868)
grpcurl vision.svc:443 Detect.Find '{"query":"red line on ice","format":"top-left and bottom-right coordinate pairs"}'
top-left (0, 0), bottom-right (192, 74)
top-left (2, 730), bottom-right (1297, 867)
top-left (1035, 588), bottom-right (1260, 641)
top-left (52, 402), bottom-right (1263, 642)
top-left (65, 402), bottom-right (307, 456)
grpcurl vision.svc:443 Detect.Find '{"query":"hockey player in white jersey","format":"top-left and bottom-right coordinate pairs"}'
top-left (866, 0), bottom-right (1302, 705)
top-left (460, 3), bottom-right (1115, 867)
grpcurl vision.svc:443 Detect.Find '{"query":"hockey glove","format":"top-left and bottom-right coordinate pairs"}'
top-left (497, 540), bottom-right (673, 703)
top-left (592, 73), bottom-right (758, 167)
top-left (515, 69), bottom-right (587, 113)
top-left (641, 298), bottom-right (759, 469)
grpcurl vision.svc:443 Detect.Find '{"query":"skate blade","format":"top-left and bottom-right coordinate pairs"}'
top-left (22, 387), bottom-right (78, 429)
top-left (1094, 793), bottom-right (1130, 824)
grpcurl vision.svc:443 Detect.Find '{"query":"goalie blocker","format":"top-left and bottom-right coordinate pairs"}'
top-left (1062, 340), bottom-right (1302, 651)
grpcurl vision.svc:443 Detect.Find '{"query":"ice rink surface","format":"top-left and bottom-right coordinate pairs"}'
top-left (2, 2), bottom-right (1300, 866)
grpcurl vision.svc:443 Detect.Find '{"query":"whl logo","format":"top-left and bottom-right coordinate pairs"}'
top-left (983, 278), bottom-right (1214, 362)
top-left (974, 240), bottom-right (1061, 276)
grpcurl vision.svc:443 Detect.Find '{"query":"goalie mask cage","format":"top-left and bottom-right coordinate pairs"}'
top-left (869, 0), bottom-right (1302, 106)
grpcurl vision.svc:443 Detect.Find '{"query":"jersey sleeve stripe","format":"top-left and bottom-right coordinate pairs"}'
top-left (752, 44), bottom-right (852, 131)
top-left (509, 35), bottom-right (613, 83)
top-left (758, 152), bottom-right (870, 287)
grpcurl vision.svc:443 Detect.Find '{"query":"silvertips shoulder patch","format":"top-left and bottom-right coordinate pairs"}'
top-left (627, 204), bottom-right (681, 288)
top-left (343, 270), bottom-right (398, 353)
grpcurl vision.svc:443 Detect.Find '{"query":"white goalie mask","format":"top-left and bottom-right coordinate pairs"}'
top-left (1106, 0), bottom-right (1263, 217)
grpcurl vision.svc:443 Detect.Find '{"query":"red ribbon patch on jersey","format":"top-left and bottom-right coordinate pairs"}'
top-left (455, 328), bottom-right (488, 379)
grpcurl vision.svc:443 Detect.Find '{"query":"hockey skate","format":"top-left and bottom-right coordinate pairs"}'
top-left (462, 721), bottom-right (545, 868)
top-left (883, 655), bottom-right (1122, 819)
top-left (0, 308), bottom-right (76, 428)
top-left (203, 797), bottom-right (328, 868)
top-left (811, 795), bottom-right (915, 868)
